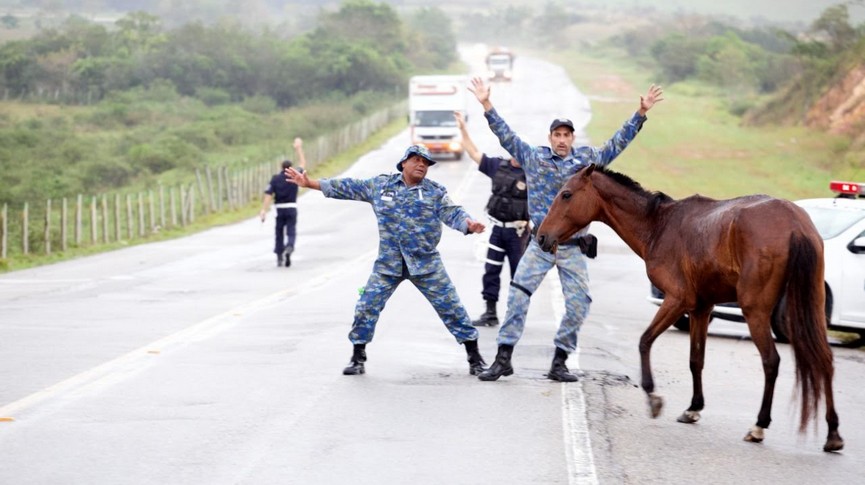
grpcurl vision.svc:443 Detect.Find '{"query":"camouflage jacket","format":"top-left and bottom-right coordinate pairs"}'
top-left (484, 107), bottom-right (646, 232)
top-left (320, 173), bottom-right (473, 276)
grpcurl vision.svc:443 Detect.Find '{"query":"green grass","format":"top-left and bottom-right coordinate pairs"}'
top-left (541, 49), bottom-right (860, 200)
top-left (0, 116), bottom-right (408, 273)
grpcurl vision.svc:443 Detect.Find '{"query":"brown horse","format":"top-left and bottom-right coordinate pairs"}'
top-left (536, 164), bottom-right (843, 452)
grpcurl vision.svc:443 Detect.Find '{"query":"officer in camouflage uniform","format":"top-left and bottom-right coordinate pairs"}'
top-left (284, 145), bottom-right (488, 376)
top-left (467, 77), bottom-right (664, 382)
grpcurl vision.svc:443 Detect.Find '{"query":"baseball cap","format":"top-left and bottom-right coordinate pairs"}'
top-left (396, 145), bottom-right (437, 171)
top-left (549, 118), bottom-right (575, 132)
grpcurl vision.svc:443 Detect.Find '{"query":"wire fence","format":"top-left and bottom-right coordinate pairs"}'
top-left (0, 101), bottom-right (407, 263)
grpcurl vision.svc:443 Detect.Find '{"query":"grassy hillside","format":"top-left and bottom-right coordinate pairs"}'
top-left (538, 49), bottom-right (860, 200)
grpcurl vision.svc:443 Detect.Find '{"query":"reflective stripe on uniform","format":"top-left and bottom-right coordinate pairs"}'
top-left (274, 203), bottom-right (298, 209)
top-left (488, 243), bottom-right (505, 253)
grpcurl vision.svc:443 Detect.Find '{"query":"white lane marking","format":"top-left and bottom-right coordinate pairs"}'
top-left (551, 275), bottom-right (599, 485)
top-left (0, 249), bottom-right (377, 419)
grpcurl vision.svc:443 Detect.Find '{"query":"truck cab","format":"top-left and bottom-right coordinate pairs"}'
top-left (486, 48), bottom-right (514, 82)
top-left (408, 75), bottom-right (469, 160)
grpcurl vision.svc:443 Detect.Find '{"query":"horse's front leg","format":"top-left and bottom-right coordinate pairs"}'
top-left (641, 301), bottom-right (688, 418)
top-left (677, 308), bottom-right (711, 424)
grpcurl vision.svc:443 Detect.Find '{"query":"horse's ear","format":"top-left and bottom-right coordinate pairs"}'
top-left (583, 164), bottom-right (596, 177)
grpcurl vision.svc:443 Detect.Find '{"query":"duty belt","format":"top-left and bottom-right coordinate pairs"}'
top-left (488, 217), bottom-right (529, 236)
top-left (274, 203), bottom-right (298, 209)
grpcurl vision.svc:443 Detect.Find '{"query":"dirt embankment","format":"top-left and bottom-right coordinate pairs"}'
top-left (805, 64), bottom-right (865, 144)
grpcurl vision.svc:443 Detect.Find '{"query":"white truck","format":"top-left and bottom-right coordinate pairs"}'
top-left (486, 48), bottom-right (514, 82)
top-left (408, 75), bottom-right (469, 160)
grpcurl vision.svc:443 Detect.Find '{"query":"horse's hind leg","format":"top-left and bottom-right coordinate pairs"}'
top-left (823, 379), bottom-right (844, 452)
top-left (741, 310), bottom-right (780, 444)
top-left (677, 308), bottom-right (711, 424)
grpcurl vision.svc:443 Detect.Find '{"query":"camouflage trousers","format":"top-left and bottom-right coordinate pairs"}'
top-left (497, 240), bottom-right (591, 352)
top-left (349, 264), bottom-right (479, 345)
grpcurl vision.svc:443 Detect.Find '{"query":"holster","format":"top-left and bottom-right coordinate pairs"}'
top-left (577, 234), bottom-right (598, 259)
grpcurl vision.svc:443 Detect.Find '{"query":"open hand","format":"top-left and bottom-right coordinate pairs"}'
top-left (285, 167), bottom-right (308, 187)
top-left (639, 84), bottom-right (664, 115)
top-left (468, 77), bottom-right (491, 104)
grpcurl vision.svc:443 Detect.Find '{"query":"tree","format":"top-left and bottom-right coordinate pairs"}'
top-left (810, 5), bottom-right (856, 53)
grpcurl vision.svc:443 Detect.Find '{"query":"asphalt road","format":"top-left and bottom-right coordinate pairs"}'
top-left (1, 46), bottom-right (862, 485)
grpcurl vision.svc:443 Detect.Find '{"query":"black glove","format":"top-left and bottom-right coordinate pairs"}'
top-left (578, 234), bottom-right (598, 259)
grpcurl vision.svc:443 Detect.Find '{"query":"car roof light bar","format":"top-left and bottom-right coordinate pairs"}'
top-left (829, 181), bottom-right (865, 195)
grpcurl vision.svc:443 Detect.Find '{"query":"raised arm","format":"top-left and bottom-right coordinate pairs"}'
top-left (454, 111), bottom-right (483, 165)
top-left (293, 137), bottom-right (307, 170)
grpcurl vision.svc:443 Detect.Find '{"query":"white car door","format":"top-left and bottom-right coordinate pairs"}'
top-left (838, 224), bottom-right (865, 326)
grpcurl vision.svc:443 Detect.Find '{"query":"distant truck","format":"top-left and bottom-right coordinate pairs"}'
top-left (485, 48), bottom-right (514, 82)
top-left (408, 75), bottom-right (469, 160)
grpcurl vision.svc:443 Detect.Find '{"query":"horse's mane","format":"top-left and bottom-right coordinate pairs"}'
top-left (591, 165), bottom-right (673, 214)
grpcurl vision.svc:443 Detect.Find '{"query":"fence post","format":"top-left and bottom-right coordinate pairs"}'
top-left (138, 192), bottom-right (145, 237)
top-left (75, 194), bottom-right (82, 246)
top-left (159, 185), bottom-right (166, 230)
top-left (61, 197), bottom-right (68, 252)
top-left (148, 190), bottom-right (156, 234)
top-left (206, 165), bottom-right (217, 213)
top-left (126, 194), bottom-right (133, 240)
top-left (44, 199), bottom-right (52, 255)
top-left (179, 186), bottom-right (185, 227)
top-left (23, 202), bottom-right (29, 255)
top-left (114, 194), bottom-right (121, 242)
top-left (90, 197), bottom-right (97, 244)
top-left (195, 170), bottom-right (210, 215)
top-left (1, 203), bottom-right (7, 260)
top-left (170, 186), bottom-right (177, 228)
top-left (188, 185), bottom-right (196, 223)
top-left (101, 194), bottom-right (109, 244)
top-left (219, 165), bottom-right (227, 212)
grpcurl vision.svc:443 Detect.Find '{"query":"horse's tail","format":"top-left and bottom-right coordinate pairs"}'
top-left (782, 233), bottom-right (834, 432)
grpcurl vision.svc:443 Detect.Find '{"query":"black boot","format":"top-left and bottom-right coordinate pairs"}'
top-left (342, 344), bottom-right (367, 375)
top-left (283, 246), bottom-right (293, 268)
top-left (472, 300), bottom-right (498, 327)
top-left (478, 344), bottom-right (514, 381)
top-left (547, 347), bottom-right (578, 382)
top-left (463, 339), bottom-right (487, 376)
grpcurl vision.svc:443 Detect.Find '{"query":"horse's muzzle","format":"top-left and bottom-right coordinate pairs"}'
top-left (536, 234), bottom-right (558, 254)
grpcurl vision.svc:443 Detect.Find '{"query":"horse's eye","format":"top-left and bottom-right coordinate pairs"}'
top-left (562, 192), bottom-right (572, 200)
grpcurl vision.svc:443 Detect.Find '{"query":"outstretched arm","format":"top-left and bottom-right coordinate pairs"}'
top-left (454, 111), bottom-right (483, 165)
top-left (285, 167), bottom-right (321, 191)
top-left (293, 137), bottom-right (307, 170)
top-left (638, 84), bottom-right (664, 116)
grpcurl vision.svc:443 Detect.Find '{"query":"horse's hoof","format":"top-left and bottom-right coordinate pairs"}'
top-left (648, 393), bottom-right (663, 418)
top-left (676, 410), bottom-right (701, 424)
top-left (743, 425), bottom-right (764, 443)
top-left (824, 437), bottom-right (844, 452)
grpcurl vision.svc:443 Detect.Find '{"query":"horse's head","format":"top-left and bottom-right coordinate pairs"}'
top-left (537, 164), bottom-right (602, 253)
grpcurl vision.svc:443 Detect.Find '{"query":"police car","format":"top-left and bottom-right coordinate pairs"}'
top-left (648, 181), bottom-right (865, 341)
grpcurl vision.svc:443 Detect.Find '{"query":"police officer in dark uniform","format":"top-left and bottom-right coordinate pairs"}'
top-left (455, 112), bottom-right (530, 326)
top-left (259, 137), bottom-right (307, 267)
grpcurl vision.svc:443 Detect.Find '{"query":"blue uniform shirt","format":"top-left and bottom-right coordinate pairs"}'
top-left (265, 173), bottom-right (299, 204)
top-left (484, 107), bottom-right (646, 231)
top-left (320, 173), bottom-right (473, 276)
